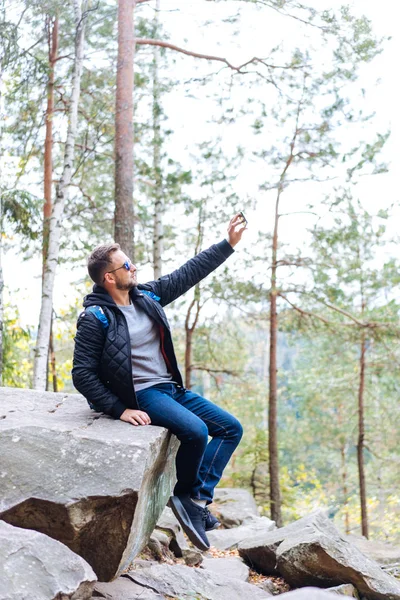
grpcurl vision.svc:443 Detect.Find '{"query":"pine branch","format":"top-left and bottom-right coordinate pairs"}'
top-left (135, 38), bottom-right (303, 72)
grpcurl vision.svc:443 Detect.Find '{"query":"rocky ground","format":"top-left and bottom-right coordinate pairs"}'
top-left (1, 389), bottom-right (400, 600)
top-left (91, 488), bottom-right (400, 600)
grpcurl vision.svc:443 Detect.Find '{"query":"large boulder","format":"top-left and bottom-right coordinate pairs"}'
top-left (93, 578), bottom-right (163, 599)
top-left (155, 507), bottom-right (203, 566)
top-left (200, 556), bottom-right (250, 581)
top-left (0, 520), bottom-right (96, 600)
top-left (0, 387), bottom-right (179, 582)
top-left (124, 563), bottom-right (274, 599)
top-left (346, 534), bottom-right (400, 566)
top-left (208, 516), bottom-right (276, 551)
top-left (275, 588), bottom-right (347, 599)
top-left (212, 488), bottom-right (260, 527)
top-left (238, 513), bottom-right (317, 573)
top-left (239, 511), bottom-right (400, 600)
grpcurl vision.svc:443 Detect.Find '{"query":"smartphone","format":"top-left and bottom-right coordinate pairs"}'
top-left (239, 211), bottom-right (248, 225)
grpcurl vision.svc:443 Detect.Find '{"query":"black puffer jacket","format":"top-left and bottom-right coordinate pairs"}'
top-left (72, 240), bottom-right (234, 418)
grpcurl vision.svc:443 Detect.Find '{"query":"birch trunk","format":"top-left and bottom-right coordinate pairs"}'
top-left (0, 198), bottom-right (3, 387)
top-left (0, 64), bottom-right (4, 384)
top-left (33, 0), bottom-right (86, 389)
top-left (43, 16), bottom-right (59, 390)
top-left (114, 0), bottom-right (135, 259)
top-left (152, 0), bottom-right (163, 279)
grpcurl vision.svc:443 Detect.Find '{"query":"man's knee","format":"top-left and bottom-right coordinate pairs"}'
top-left (229, 417), bottom-right (243, 443)
top-left (179, 420), bottom-right (209, 446)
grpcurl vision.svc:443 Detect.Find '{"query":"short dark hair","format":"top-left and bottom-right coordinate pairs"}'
top-left (87, 243), bottom-right (120, 285)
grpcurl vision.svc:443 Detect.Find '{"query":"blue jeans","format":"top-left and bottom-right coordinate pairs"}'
top-left (136, 383), bottom-right (243, 504)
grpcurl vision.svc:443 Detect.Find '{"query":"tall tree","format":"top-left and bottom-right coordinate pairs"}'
top-left (43, 14), bottom-right (59, 392)
top-left (34, 0), bottom-right (88, 389)
top-left (309, 197), bottom-right (398, 537)
top-left (151, 0), bottom-right (163, 278)
top-left (114, 0), bottom-right (135, 259)
top-left (0, 4), bottom-right (19, 384)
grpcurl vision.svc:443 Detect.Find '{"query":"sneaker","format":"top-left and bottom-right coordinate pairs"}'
top-left (168, 495), bottom-right (210, 551)
top-left (204, 507), bottom-right (221, 531)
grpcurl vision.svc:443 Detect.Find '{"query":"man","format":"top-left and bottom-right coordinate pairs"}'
top-left (72, 214), bottom-right (246, 551)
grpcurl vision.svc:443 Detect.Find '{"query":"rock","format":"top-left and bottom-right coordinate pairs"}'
top-left (200, 556), bottom-right (250, 581)
top-left (0, 520), bottom-right (96, 600)
top-left (346, 534), bottom-right (400, 566)
top-left (0, 387), bottom-right (179, 581)
top-left (124, 563), bottom-right (274, 599)
top-left (275, 588), bottom-right (345, 599)
top-left (327, 583), bottom-right (360, 597)
top-left (155, 506), bottom-right (203, 566)
top-left (212, 487), bottom-right (260, 527)
top-left (256, 578), bottom-right (282, 595)
top-left (276, 513), bottom-right (400, 600)
top-left (208, 516), bottom-right (276, 551)
top-left (93, 578), bottom-right (163, 599)
top-left (239, 512), bottom-right (400, 599)
top-left (238, 512), bottom-right (321, 574)
top-left (150, 529), bottom-right (170, 548)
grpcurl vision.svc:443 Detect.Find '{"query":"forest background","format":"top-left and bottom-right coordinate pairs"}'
top-left (1, 0), bottom-right (399, 543)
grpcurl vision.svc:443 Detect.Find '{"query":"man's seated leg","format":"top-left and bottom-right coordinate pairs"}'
top-left (172, 388), bottom-right (243, 506)
top-left (136, 383), bottom-right (210, 551)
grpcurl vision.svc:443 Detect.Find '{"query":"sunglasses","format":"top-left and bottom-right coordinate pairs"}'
top-left (103, 260), bottom-right (132, 282)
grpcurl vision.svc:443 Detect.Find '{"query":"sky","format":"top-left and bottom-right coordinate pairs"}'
top-left (2, 0), bottom-right (400, 327)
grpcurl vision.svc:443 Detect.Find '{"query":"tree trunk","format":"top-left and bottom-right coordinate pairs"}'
top-left (184, 285), bottom-right (200, 389)
top-left (0, 226), bottom-right (3, 385)
top-left (337, 403), bottom-right (350, 534)
top-left (341, 442), bottom-right (350, 534)
top-left (114, 0), bottom-right (135, 259)
top-left (357, 331), bottom-right (368, 537)
top-left (0, 68), bottom-right (4, 385)
top-left (43, 16), bottom-right (59, 391)
top-left (33, 0), bottom-right (86, 389)
top-left (43, 15), bottom-right (58, 267)
top-left (152, 0), bottom-right (163, 279)
top-left (49, 324), bottom-right (58, 392)
top-left (268, 191), bottom-right (282, 527)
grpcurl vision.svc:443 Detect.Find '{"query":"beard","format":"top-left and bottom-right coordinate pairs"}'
top-left (115, 280), bottom-right (137, 291)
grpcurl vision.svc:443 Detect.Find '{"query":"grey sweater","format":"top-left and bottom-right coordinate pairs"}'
top-left (118, 302), bottom-right (173, 392)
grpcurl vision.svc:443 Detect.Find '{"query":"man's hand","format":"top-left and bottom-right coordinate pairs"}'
top-left (120, 409), bottom-right (151, 426)
top-left (227, 213), bottom-right (247, 248)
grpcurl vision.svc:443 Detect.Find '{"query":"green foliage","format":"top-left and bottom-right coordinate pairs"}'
top-left (2, 304), bottom-right (33, 388)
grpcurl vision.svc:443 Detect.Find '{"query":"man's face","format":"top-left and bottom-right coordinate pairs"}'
top-left (106, 250), bottom-right (137, 290)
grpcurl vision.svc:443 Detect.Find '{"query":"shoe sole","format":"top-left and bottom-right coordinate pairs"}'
top-left (206, 522), bottom-right (221, 532)
top-left (168, 496), bottom-right (210, 552)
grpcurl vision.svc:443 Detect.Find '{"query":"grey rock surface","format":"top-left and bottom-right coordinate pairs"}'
top-left (327, 583), bottom-right (360, 597)
top-left (238, 512), bottom-right (320, 574)
top-left (346, 534), bottom-right (400, 566)
top-left (208, 516), bottom-right (276, 551)
top-left (155, 506), bottom-right (203, 565)
top-left (276, 588), bottom-right (344, 599)
top-left (276, 513), bottom-right (400, 600)
top-left (239, 512), bottom-right (400, 599)
top-left (125, 563), bottom-right (273, 599)
top-left (256, 578), bottom-right (282, 595)
top-left (200, 556), bottom-right (250, 581)
top-left (0, 520), bottom-right (96, 600)
top-left (93, 578), bottom-right (164, 599)
top-left (0, 387), bottom-right (179, 581)
top-left (212, 487), bottom-right (260, 527)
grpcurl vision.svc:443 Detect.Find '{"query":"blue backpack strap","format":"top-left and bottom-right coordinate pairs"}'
top-left (141, 289), bottom-right (161, 302)
top-left (86, 306), bottom-right (109, 329)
